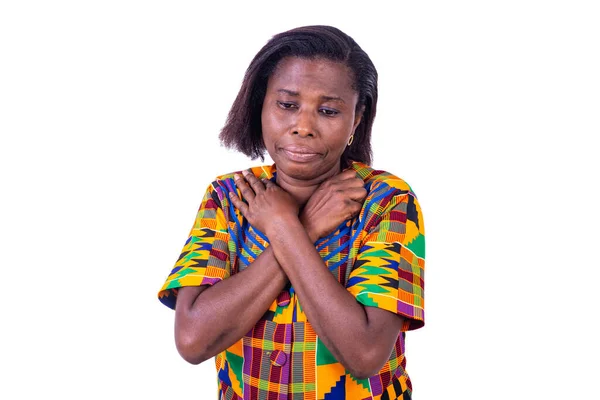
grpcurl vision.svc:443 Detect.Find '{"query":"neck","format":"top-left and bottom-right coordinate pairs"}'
top-left (275, 164), bottom-right (342, 206)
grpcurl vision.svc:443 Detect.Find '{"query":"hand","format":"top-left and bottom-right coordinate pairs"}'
top-left (300, 169), bottom-right (367, 242)
top-left (230, 170), bottom-right (300, 237)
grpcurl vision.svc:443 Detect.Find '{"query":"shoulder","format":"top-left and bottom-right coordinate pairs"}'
top-left (350, 161), bottom-right (417, 200)
top-left (351, 162), bottom-right (425, 245)
top-left (200, 164), bottom-right (275, 205)
top-left (202, 164), bottom-right (276, 189)
top-left (214, 164), bottom-right (276, 183)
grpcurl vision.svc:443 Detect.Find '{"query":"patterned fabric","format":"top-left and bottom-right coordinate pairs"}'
top-left (158, 162), bottom-right (425, 400)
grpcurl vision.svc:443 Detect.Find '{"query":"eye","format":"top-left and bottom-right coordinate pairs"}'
top-left (319, 108), bottom-right (339, 116)
top-left (277, 101), bottom-right (297, 110)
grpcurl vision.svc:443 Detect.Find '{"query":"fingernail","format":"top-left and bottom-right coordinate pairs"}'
top-left (242, 169), bottom-right (249, 176)
top-left (234, 173), bottom-right (241, 180)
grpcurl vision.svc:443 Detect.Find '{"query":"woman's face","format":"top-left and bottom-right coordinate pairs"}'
top-left (261, 57), bottom-right (362, 182)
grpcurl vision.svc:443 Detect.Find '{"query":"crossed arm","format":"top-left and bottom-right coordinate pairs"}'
top-left (175, 170), bottom-right (404, 379)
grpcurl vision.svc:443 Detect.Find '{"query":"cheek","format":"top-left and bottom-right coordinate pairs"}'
top-left (262, 114), bottom-right (276, 132)
top-left (262, 107), bottom-right (288, 137)
top-left (260, 111), bottom-right (279, 151)
top-left (329, 120), bottom-right (355, 145)
top-left (331, 137), bottom-right (350, 156)
top-left (261, 103), bottom-right (276, 127)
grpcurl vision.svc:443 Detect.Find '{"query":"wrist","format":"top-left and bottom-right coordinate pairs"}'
top-left (266, 214), bottom-right (303, 240)
top-left (299, 216), bottom-right (318, 243)
top-left (305, 227), bottom-right (319, 243)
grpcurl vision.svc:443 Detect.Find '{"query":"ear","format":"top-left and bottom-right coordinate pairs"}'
top-left (353, 105), bottom-right (365, 132)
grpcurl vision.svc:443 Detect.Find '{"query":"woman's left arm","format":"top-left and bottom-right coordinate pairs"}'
top-left (268, 217), bottom-right (403, 380)
top-left (236, 170), bottom-right (405, 380)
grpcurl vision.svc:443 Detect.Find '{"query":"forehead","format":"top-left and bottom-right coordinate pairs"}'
top-left (267, 57), bottom-right (357, 98)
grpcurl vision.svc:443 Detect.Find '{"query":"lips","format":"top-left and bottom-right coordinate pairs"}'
top-left (280, 145), bottom-right (321, 163)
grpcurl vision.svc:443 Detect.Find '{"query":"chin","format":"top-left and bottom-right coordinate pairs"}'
top-left (276, 157), bottom-right (339, 182)
top-left (278, 161), bottom-right (317, 180)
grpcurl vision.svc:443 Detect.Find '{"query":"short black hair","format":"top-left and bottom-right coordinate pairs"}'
top-left (219, 25), bottom-right (378, 168)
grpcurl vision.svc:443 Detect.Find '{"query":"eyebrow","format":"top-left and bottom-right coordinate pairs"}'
top-left (277, 89), bottom-right (299, 96)
top-left (277, 89), bottom-right (345, 104)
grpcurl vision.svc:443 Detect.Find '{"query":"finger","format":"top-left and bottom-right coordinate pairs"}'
top-left (318, 170), bottom-right (357, 192)
top-left (234, 173), bottom-right (256, 202)
top-left (336, 169), bottom-right (361, 182)
top-left (345, 186), bottom-right (368, 202)
top-left (262, 178), bottom-right (277, 189)
top-left (346, 176), bottom-right (367, 189)
top-left (344, 199), bottom-right (364, 219)
top-left (242, 169), bottom-right (265, 193)
top-left (229, 190), bottom-right (249, 216)
top-left (329, 171), bottom-right (363, 188)
top-left (328, 176), bottom-right (365, 193)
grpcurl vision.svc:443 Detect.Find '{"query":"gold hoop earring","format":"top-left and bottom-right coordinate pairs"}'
top-left (347, 135), bottom-right (354, 146)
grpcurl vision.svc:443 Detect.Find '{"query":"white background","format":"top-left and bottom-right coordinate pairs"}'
top-left (1, 1), bottom-right (599, 399)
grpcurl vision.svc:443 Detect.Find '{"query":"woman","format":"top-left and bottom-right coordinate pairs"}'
top-left (158, 25), bottom-right (425, 400)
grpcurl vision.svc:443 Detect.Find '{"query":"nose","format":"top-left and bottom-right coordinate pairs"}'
top-left (291, 109), bottom-right (316, 138)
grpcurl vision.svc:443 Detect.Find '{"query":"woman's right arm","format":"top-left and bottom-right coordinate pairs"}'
top-left (174, 245), bottom-right (287, 365)
top-left (174, 170), bottom-right (363, 365)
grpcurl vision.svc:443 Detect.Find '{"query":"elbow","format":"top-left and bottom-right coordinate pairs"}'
top-left (346, 350), bottom-right (387, 380)
top-left (178, 349), bottom-right (206, 366)
top-left (174, 286), bottom-right (215, 365)
top-left (175, 331), bottom-right (210, 365)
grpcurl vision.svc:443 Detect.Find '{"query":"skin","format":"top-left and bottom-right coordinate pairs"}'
top-left (261, 57), bottom-right (363, 205)
top-left (175, 57), bottom-right (404, 379)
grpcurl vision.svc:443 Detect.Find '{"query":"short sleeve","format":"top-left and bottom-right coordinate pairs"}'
top-left (347, 185), bottom-right (426, 331)
top-left (158, 183), bottom-right (231, 310)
